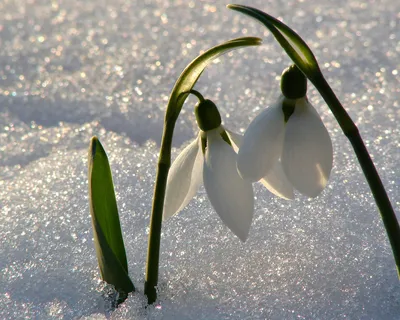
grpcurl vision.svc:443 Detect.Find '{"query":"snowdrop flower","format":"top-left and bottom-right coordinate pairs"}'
top-left (237, 65), bottom-right (333, 199)
top-left (163, 94), bottom-right (254, 241)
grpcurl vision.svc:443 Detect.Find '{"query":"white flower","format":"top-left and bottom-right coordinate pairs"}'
top-left (237, 95), bottom-right (333, 198)
top-left (163, 126), bottom-right (254, 242)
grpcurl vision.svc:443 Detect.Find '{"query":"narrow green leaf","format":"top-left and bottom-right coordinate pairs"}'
top-left (227, 4), bottom-right (320, 80)
top-left (88, 136), bottom-right (134, 293)
top-left (165, 37), bottom-right (262, 122)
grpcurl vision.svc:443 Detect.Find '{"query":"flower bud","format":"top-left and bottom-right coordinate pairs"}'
top-left (195, 99), bottom-right (222, 131)
top-left (280, 64), bottom-right (307, 99)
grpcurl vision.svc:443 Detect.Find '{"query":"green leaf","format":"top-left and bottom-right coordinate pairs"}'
top-left (165, 36), bottom-right (262, 122)
top-left (227, 4), bottom-right (321, 80)
top-left (88, 136), bottom-right (134, 294)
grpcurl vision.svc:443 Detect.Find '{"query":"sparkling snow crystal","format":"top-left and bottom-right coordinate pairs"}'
top-left (1, 0), bottom-right (400, 319)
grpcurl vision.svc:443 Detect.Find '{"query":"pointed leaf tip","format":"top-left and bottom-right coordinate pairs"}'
top-left (227, 4), bottom-right (321, 80)
top-left (90, 136), bottom-right (99, 158)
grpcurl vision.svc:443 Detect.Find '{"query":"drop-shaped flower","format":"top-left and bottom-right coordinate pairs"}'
top-left (237, 65), bottom-right (333, 198)
top-left (163, 97), bottom-right (254, 241)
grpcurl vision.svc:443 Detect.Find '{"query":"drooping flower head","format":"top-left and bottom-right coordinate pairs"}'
top-left (237, 65), bottom-right (333, 199)
top-left (163, 92), bottom-right (254, 241)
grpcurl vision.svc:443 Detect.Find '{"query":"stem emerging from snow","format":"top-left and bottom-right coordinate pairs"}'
top-left (143, 37), bottom-right (262, 304)
top-left (144, 118), bottom-right (175, 304)
top-left (310, 71), bottom-right (400, 276)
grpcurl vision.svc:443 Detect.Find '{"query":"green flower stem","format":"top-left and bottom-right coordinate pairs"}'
top-left (144, 118), bottom-right (175, 304)
top-left (188, 89), bottom-right (205, 103)
top-left (311, 72), bottom-right (400, 276)
top-left (143, 37), bottom-right (262, 304)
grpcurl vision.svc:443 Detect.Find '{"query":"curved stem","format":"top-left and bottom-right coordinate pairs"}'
top-left (311, 72), bottom-right (400, 275)
top-left (144, 90), bottom-right (208, 303)
top-left (143, 90), bottom-right (211, 304)
top-left (143, 91), bottom-right (218, 304)
top-left (142, 37), bottom-right (262, 304)
top-left (187, 89), bottom-right (205, 103)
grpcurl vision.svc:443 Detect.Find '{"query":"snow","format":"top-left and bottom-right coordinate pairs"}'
top-left (1, 0), bottom-right (400, 319)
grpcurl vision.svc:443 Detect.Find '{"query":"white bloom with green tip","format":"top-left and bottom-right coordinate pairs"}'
top-left (163, 125), bottom-right (254, 242)
top-left (237, 95), bottom-right (333, 199)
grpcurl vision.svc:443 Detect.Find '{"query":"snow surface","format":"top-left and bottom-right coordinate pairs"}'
top-left (1, 0), bottom-right (400, 319)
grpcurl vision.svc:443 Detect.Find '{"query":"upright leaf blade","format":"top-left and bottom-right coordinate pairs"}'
top-left (227, 5), bottom-right (320, 80)
top-left (88, 136), bottom-right (134, 293)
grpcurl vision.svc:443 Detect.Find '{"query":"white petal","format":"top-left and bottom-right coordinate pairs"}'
top-left (225, 129), bottom-right (242, 153)
top-left (225, 129), bottom-right (294, 200)
top-left (260, 161), bottom-right (295, 200)
top-left (163, 135), bottom-right (203, 219)
top-left (227, 128), bottom-right (294, 200)
top-left (237, 97), bottom-right (286, 182)
top-left (282, 98), bottom-right (333, 197)
top-left (203, 129), bottom-right (254, 241)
